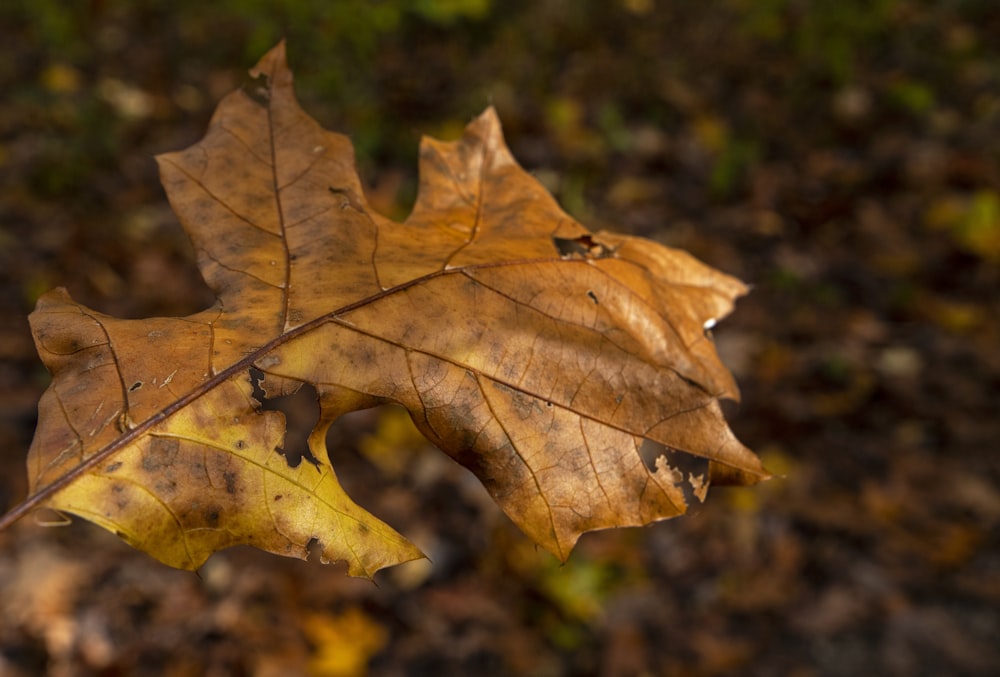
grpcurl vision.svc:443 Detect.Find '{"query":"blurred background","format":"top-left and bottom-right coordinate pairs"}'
top-left (1, 1), bottom-right (998, 675)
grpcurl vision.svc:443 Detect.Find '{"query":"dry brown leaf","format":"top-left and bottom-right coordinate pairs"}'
top-left (2, 42), bottom-right (768, 576)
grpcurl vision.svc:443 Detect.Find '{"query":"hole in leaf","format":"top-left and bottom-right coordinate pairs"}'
top-left (640, 440), bottom-right (709, 477)
top-left (587, 290), bottom-right (599, 304)
top-left (552, 234), bottom-right (615, 259)
top-left (129, 381), bottom-right (143, 392)
top-left (639, 439), bottom-right (710, 506)
top-left (305, 537), bottom-right (322, 561)
top-left (242, 72), bottom-right (270, 107)
top-left (249, 368), bottom-right (320, 469)
top-left (639, 439), bottom-right (670, 472)
top-left (249, 368), bottom-right (266, 403)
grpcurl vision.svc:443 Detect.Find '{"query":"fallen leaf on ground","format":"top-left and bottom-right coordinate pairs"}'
top-left (6, 42), bottom-right (767, 576)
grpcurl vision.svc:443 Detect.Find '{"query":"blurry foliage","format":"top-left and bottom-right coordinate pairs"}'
top-left (732, 0), bottom-right (898, 84)
top-left (0, 0), bottom-right (498, 164)
top-left (926, 190), bottom-right (1000, 262)
top-left (303, 607), bottom-right (388, 677)
top-left (358, 406), bottom-right (429, 478)
top-left (888, 78), bottom-right (936, 114)
top-left (4, 0), bottom-right (996, 223)
top-left (536, 555), bottom-right (622, 625)
top-left (412, 0), bottom-right (493, 25)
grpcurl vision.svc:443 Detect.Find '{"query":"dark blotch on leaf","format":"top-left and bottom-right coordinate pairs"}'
top-left (143, 438), bottom-right (180, 472)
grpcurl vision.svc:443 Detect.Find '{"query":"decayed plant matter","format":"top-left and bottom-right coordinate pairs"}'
top-left (1, 42), bottom-right (768, 577)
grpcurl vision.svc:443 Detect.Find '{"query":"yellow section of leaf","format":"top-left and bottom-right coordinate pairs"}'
top-left (925, 190), bottom-right (1000, 262)
top-left (41, 355), bottom-right (421, 576)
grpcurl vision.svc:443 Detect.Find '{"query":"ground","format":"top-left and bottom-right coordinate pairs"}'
top-left (1, 1), bottom-right (999, 675)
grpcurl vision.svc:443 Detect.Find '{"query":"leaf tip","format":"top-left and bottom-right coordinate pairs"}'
top-left (475, 104), bottom-right (501, 126)
top-left (344, 547), bottom-right (428, 582)
top-left (237, 41), bottom-right (294, 109)
top-left (708, 459), bottom-right (774, 487)
top-left (467, 105), bottom-right (507, 149)
top-left (250, 40), bottom-right (289, 79)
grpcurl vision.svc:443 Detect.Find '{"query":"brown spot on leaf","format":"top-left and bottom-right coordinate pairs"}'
top-left (143, 437), bottom-right (180, 473)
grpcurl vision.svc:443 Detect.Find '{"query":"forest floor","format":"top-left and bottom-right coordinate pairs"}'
top-left (1, 2), bottom-right (999, 675)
